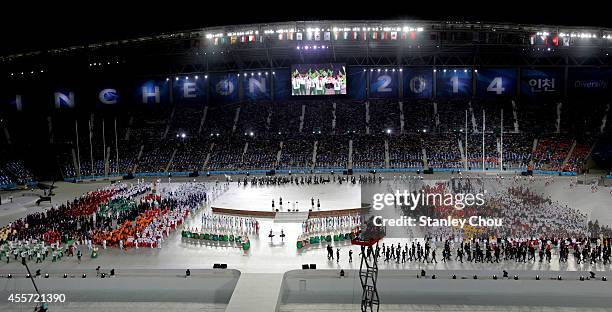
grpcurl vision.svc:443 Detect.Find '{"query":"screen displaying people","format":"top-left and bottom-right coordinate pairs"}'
top-left (291, 64), bottom-right (346, 96)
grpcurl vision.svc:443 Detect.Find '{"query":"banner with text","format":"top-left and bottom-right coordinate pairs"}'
top-left (476, 68), bottom-right (517, 97)
top-left (369, 70), bottom-right (399, 98)
top-left (521, 68), bottom-right (563, 97)
top-left (403, 68), bottom-right (433, 99)
top-left (436, 69), bottom-right (472, 98)
top-left (210, 73), bottom-right (239, 104)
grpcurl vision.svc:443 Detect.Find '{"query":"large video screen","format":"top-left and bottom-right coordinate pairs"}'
top-left (291, 63), bottom-right (346, 96)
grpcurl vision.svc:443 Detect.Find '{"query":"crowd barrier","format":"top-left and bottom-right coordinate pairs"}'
top-left (0, 183), bottom-right (17, 190)
top-left (62, 167), bottom-right (581, 182)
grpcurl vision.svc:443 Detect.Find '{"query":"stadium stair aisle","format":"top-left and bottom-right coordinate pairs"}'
top-left (225, 273), bottom-right (284, 312)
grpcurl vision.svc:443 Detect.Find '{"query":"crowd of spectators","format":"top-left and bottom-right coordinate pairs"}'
top-left (532, 136), bottom-right (573, 171)
top-left (388, 135), bottom-right (423, 168)
top-left (278, 137), bottom-right (314, 169)
top-left (352, 135), bottom-right (386, 169)
top-left (242, 138), bottom-right (280, 170)
top-left (4, 99), bottom-right (603, 182)
top-left (316, 136), bottom-right (349, 169)
top-left (562, 140), bottom-right (592, 173)
top-left (0, 167), bottom-right (13, 187)
top-left (421, 133), bottom-right (461, 169)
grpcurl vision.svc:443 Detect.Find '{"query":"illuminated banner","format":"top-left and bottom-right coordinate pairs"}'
top-left (403, 68), bottom-right (432, 99)
top-left (476, 68), bottom-right (517, 97)
top-left (568, 68), bottom-right (612, 97)
top-left (436, 69), bottom-right (472, 97)
top-left (347, 67), bottom-right (366, 100)
top-left (53, 89), bottom-right (76, 109)
top-left (210, 73), bottom-right (239, 103)
top-left (242, 72), bottom-right (271, 100)
top-left (369, 70), bottom-right (399, 98)
top-left (173, 77), bottom-right (207, 104)
top-left (94, 87), bottom-right (121, 107)
top-left (521, 68), bottom-right (563, 97)
top-left (273, 69), bottom-right (291, 101)
top-left (134, 79), bottom-right (170, 105)
top-left (1, 94), bottom-right (24, 112)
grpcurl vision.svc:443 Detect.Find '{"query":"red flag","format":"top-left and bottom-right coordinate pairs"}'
top-left (552, 36), bottom-right (559, 46)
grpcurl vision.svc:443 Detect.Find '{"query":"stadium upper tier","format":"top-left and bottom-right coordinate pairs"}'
top-left (2, 20), bottom-right (612, 75)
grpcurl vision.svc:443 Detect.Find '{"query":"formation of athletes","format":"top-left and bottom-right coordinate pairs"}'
top-left (323, 237), bottom-right (612, 267)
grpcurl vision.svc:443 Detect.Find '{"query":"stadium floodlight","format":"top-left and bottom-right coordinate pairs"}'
top-left (464, 69), bottom-right (467, 73)
top-left (272, 72), bottom-right (275, 75)
top-left (249, 132), bottom-right (254, 136)
top-left (313, 46), bottom-right (317, 49)
top-left (453, 69), bottom-right (457, 73)
top-left (185, 77), bottom-right (189, 80)
top-left (181, 133), bottom-right (186, 139)
top-left (195, 75), bottom-right (199, 80)
top-left (386, 129), bottom-right (391, 134)
top-left (175, 77), bottom-right (179, 81)
top-left (475, 69), bottom-right (478, 73)
top-left (297, 46), bottom-right (300, 50)
top-left (244, 73), bottom-right (248, 77)
top-left (265, 72), bottom-right (269, 75)
top-left (370, 69), bottom-right (374, 72)
top-left (166, 78), bottom-right (169, 81)
top-left (377, 69), bottom-right (381, 72)
top-left (392, 69), bottom-right (395, 72)
top-left (304, 46), bottom-right (309, 50)
top-left (433, 69), bottom-right (436, 72)
top-left (363, 69), bottom-right (366, 72)
top-left (258, 72), bottom-right (261, 76)
top-left (385, 69), bottom-right (388, 72)
top-left (205, 75), bottom-right (208, 79)
top-left (399, 68), bottom-right (403, 72)
top-left (443, 69), bottom-right (447, 73)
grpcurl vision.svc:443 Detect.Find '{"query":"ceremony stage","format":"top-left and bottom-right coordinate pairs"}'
top-left (210, 182), bottom-right (363, 217)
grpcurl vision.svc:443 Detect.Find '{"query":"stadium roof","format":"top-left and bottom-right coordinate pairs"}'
top-left (1, 5), bottom-right (610, 56)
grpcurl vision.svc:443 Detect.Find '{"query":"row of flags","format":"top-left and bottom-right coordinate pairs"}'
top-left (212, 31), bottom-right (419, 45)
top-left (530, 35), bottom-right (571, 47)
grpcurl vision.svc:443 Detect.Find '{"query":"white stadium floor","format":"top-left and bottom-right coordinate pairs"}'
top-left (1, 172), bottom-right (612, 311)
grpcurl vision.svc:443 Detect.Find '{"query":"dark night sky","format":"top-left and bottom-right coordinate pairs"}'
top-left (1, 2), bottom-right (607, 55)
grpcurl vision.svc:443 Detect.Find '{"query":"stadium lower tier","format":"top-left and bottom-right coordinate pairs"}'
top-left (47, 133), bottom-right (596, 181)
